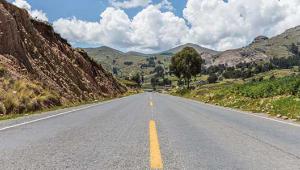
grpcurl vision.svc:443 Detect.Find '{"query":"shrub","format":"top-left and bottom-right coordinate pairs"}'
top-left (1, 79), bottom-right (61, 115)
top-left (235, 75), bottom-right (300, 98)
top-left (124, 61), bottom-right (133, 66)
top-left (207, 73), bottom-right (218, 84)
top-left (269, 75), bottom-right (276, 80)
top-left (0, 66), bottom-right (7, 77)
top-left (0, 102), bottom-right (6, 115)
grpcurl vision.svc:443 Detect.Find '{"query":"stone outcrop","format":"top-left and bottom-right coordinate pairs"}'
top-left (0, 0), bottom-right (126, 102)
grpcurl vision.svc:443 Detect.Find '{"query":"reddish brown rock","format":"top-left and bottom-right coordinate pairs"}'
top-left (0, 0), bottom-right (126, 102)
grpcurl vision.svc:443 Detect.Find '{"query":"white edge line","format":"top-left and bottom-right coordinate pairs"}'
top-left (160, 93), bottom-right (300, 128)
top-left (0, 95), bottom-right (132, 132)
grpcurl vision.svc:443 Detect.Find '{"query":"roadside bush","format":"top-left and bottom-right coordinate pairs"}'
top-left (0, 102), bottom-right (6, 115)
top-left (124, 61), bottom-right (133, 66)
top-left (269, 75), bottom-right (276, 80)
top-left (1, 79), bottom-right (61, 115)
top-left (207, 73), bottom-right (218, 84)
top-left (234, 75), bottom-right (300, 98)
top-left (271, 97), bottom-right (300, 118)
top-left (0, 66), bottom-right (7, 77)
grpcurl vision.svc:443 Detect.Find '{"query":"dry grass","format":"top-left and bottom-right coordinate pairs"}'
top-left (0, 78), bottom-right (61, 115)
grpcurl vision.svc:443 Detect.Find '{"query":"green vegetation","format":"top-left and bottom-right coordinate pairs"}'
top-left (0, 66), bottom-right (7, 77)
top-left (203, 43), bottom-right (300, 80)
top-left (171, 74), bottom-right (300, 120)
top-left (207, 73), bottom-right (218, 84)
top-left (234, 76), bottom-right (300, 98)
top-left (85, 47), bottom-right (171, 80)
top-left (0, 63), bottom-right (136, 121)
top-left (170, 47), bottom-right (204, 88)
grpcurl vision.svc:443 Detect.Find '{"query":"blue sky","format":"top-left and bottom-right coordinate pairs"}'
top-left (9, 0), bottom-right (300, 53)
top-left (9, 0), bottom-right (187, 22)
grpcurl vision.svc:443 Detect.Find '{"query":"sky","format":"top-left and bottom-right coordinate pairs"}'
top-left (9, 0), bottom-right (300, 53)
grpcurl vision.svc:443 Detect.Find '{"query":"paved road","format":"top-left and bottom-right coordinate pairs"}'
top-left (0, 93), bottom-right (299, 170)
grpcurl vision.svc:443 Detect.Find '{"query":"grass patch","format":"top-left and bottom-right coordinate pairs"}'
top-left (0, 86), bottom-right (140, 121)
top-left (171, 75), bottom-right (300, 120)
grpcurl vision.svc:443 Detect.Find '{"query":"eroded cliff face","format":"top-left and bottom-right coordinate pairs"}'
top-left (0, 0), bottom-right (126, 104)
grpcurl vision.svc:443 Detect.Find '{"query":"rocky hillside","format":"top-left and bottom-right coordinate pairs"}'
top-left (213, 26), bottom-right (300, 67)
top-left (0, 0), bottom-right (126, 115)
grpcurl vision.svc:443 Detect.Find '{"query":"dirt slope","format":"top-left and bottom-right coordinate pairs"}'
top-left (0, 0), bottom-right (126, 106)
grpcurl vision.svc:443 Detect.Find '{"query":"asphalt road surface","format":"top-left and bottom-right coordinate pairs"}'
top-left (0, 93), bottom-right (299, 170)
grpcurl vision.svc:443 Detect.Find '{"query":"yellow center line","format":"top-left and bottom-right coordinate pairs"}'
top-left (150, 101), bottom-right (153, 107)
top-left (149, 120), bottom-right (163, 169)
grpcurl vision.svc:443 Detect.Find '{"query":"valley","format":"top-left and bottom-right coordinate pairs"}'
top-left (85, 24), bottom-right (300, 121)
top-left (0, 1), bottom-right (300, 169)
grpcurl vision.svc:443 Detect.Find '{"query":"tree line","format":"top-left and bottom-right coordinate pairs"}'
top-left (169, 43), bottom-right (300, 89)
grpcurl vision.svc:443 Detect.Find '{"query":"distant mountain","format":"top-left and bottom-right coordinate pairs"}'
top-left (84, 46), bottom-right (168, 77)
top-left (213, 25), bottom-right (300, 67)
top-left (86, 43), bottom-right (219, 60)
top-left (160, 43), bottom-right (219, 55)
top-left (250, 26), bottom-right (300, 59)
top-left (85, 25), bottom-right (300, 74)
top-left (85, 46), bottom-right (126, 58)
top-left (126, 51), bottom-right (149, 57)
top-left (85, 43), bottom-right (221, 72)
top-left (158, 43), bottom-right (220, 65)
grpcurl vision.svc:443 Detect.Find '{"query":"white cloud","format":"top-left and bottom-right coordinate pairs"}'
top-left (30, 10), bottom-right (48, 21)
top-left (53, 5), bottom-right (187, 53)
top-left (12, 0), bottom-right (31, 10)
top-left (19, 0), bottom-right (300, 53)
top-left (110, 0), bottom-right (151, 9)
top-left (12, 0), bottom-right (48, 21)
top-left (182, 0), bottom-right (300, 51)
top-left (157, 0), bottom-right (174, 11)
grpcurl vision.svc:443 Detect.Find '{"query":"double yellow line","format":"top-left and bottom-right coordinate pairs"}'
top-left (149, 100), bottom-right (163, 169)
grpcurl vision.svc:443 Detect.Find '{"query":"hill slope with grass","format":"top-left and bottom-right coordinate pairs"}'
top-left (85, 47), bottom-right (171, 78)
top-left (171, 71), bottom-right (300, 121)
top-left (0, 1), bottom-right (126, 116)
top-left (86, 25), bottom-right (300, 79)
top-left (213, 26), bottom-right (300, 67)
top-left (159, 43), bottom-right (219, 55)
top-left (85, 43), bottom-right (218, 78)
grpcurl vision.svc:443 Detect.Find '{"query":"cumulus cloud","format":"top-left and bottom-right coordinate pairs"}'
top-left (12, 0), bottom-right (48, 21)
top-left (28, 0), bottom-right (300, 52)
top-left (157, 0), bottom-right (174, 11)
top-left (110, 0), bottom-right (151, 9)
top-left (53, 5), bottom-right (187, 53)
top-left (182, 0), bottom-right (300, 50)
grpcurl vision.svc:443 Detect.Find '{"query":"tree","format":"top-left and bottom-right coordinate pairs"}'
top-left (169, 47), bottom-right (203, 88)
top-left (207, 73), bottom-right (218, 84)
top-left (151, 77), bottom-right (158, 90)
top-left (154, 65), bottom-right (165, 78)
top-left (131, 73), bottom-right (142, 87)
top-left (112, 67), bottom-right (118, 75)
top-left (163, 78), bottom-right (172, 86)
top-left (290, 43), bottom-right (299, 56)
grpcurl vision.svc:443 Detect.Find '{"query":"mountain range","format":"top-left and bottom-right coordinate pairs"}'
top-left (85, 26), bottom-right (300, 75)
